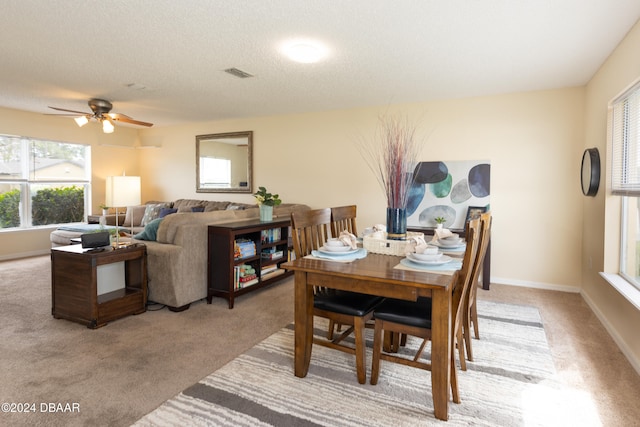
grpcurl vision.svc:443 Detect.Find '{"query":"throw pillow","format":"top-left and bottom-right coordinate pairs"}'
top-left (158, 207), bottom-right (178, 218)
top-left (226, 203), bottom-right (255, 210)
top-left (191, 206), bottom-right (205, 212)
top-left (133, 218), bottom-right (163, 241)
top-left (123, 205), bottom-right (147, 227)
top-left (141, 203), bottom-right (170, 226)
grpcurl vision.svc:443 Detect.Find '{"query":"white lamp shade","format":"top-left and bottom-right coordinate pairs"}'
top-left (102, 119), bottom-right (115, 133)
top-left (74, 116), bottom-right (89, 127)
top-left (105, 176), bottom-right (141, 207)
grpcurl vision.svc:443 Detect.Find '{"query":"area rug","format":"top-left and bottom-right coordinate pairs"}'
top-left (133, 301), bottom-right (569, 426)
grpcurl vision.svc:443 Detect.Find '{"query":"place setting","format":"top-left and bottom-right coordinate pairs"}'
top-left (396, 235), bottom-right (462, 273)
top-left (428, 229), bottom-right (466, 255)
top-left (308, 232), bottom-right (368, 262)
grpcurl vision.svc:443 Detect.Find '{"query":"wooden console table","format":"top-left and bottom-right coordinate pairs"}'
top-left (50, 244), bottom-right (147, 328)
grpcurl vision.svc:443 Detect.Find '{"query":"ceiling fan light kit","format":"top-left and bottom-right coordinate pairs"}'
top-left (48, 98), bottom-right (153, 133)
top-left (74, 115), bottom-right (89, 127)
top-left (102, 118), bottom-right (114, 133)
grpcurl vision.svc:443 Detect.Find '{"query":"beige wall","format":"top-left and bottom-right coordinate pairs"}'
top-left (138, 88), bottom-right (585, 290)
top-left (583, 21), bottom-right (640, 369)
top-left (1, 89), bottom-right (586, 288)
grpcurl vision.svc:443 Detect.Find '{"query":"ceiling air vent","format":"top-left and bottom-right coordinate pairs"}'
top-left (224, 68), bottom-right (254, 78)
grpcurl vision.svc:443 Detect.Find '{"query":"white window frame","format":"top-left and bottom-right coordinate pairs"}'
top-left (608, 78), bottom-right (640, 292)
top-left (0, 135), bottom-right (91, 229)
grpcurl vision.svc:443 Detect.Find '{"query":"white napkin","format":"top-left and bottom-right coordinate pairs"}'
top-left (373, 224), bottom-right (386, 232)
top-left (338, 231), bottom-right (358, 249)
top-left (431, 227), bottom-right (454, 243)
top-left (405, 235), bottom-right (429, 255)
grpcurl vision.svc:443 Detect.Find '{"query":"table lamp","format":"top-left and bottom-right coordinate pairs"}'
top-left (105, 175), bottom-right (141, 246)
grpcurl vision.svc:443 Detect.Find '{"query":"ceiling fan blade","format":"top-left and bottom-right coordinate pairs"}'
top-left (45, 113), bottom-right (90, 117)
top-left (48, 106), bottom-right (90, 115)
top-left (107, 113), bottom-right (153, 127)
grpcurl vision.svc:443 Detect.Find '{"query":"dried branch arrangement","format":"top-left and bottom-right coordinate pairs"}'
top-left (357, 114), bottom-right (422, 209)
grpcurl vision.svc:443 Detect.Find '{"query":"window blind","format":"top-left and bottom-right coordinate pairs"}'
top-left (611, 80), bottom-right (640, 196)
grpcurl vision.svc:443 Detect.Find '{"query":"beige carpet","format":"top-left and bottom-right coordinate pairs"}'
top-left (2, 255), bottom-right (640, 426)
top-left (134, 302), bottom-right (565, 426)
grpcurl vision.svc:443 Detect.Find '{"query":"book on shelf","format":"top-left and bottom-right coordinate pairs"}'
top-left (261, 228), bottom-right (282, 244)
top-left (261, 250), bottom-right (284, 260)
top-left (261, 268), bottom-right (285, 281)
top-left (234, 239), bottom-right (256, 259)
top-left (238, 278), bottom-right (259, 288)
top-left (239, 273), bottom-right (257, 282)
top-left (260, 265), bottom-right (278, 275)
top-left (234, 264), bottom-right (257, 289)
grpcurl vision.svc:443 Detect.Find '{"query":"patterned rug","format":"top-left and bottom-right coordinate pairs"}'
top-left (133, 301), bottom-right (572, 426)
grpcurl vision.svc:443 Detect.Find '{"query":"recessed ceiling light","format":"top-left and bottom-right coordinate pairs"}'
top-left (281, 39), bottom-right (329, 64)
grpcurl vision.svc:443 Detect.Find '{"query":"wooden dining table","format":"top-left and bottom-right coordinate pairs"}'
top-left (282, 252), bottom-right (455, 421)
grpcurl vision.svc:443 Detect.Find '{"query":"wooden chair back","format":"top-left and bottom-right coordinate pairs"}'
top-left (453, 218), bottom-right (480, 330)
top-left (448, 217), bottom-right (481, 380)
top-left (290, 208), bottom-right (332, 258)
top-left (462, 211), bottom-right (492, 360)
top-left (331, 205), bottom-right (358, 237)
top-left (470, 212), bottom-right (492, 288)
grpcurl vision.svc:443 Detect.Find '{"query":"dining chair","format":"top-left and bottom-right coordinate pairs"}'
top-left (330, 205), bottom-right (358, 237)
top-left (328, 205), bottom-right (359, 338)
top-left (369, 218), bottom-right (480, 404)
top-left (462, 211), bottom-right (492, 363)
top-left (290, 208), bottom-right (384, 384)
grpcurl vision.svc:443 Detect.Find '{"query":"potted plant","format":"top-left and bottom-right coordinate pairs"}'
top-left (253, 186), bottom-right (281, 221)
top-left (434, 216), bottom-right (446, 229)
top-left (99, 204), bottom-right (110, 216)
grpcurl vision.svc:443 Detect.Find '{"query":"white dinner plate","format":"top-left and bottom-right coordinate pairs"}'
top-left (432, 240), bottom-right (466, 249)
top-left (411, 251), bottom-right (443, 261)
top-left (320, 244), bottom-right (352, 252)
top-left (318, 246), bottom-right (360, 256)
top-left (406, 253), bottom-right (453, 266)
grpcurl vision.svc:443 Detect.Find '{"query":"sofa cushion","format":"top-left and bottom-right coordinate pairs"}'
top-left (133, 218), bottom-right (164, 241)
top-left (203, 201), bottom-right (232, 212)
top-left (141, 203), bottom-right (171, 226)
top-left (124, 205), bottom-right (147, 227)
top-left (173, 199), bottom-right (228, 213)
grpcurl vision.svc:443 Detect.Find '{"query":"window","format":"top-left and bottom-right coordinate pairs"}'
top-left (610, 80), bottom-right (640, 288)
top-left (199, 157), bottom-right (231, 188)
top-left (0, 135), bottom-right (91, 229)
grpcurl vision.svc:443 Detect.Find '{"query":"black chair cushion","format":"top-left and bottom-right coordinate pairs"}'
top-left (314, 290), bottom-right (384, 317)
top-left (373, 297), bottom-right (433, 329)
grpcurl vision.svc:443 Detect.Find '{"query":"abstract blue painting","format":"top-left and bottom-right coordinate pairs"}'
top-left (407, 160), bottom-right (490, 230)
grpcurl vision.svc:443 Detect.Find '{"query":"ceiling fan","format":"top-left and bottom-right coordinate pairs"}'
top-left (48, 98), bottom-right (153, 133)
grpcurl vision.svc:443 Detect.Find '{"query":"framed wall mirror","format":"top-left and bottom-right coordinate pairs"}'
top-left (196, 131), bottom-right (253, 193)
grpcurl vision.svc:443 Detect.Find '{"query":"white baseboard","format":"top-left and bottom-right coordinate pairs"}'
top-left (490, 276), bottom-right (581, 293)
top-left (492, 276), bottom-right (640, 377)
top-left (0, 249), bottom-right (50, 262)
top-left (580, 289), bottom-right (640, 377)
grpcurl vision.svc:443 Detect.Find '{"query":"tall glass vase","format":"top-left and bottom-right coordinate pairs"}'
top-left (386, 207), bottom-right (407, 240)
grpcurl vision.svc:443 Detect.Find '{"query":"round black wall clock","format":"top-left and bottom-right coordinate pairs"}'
top-left (581, 148), bottom-right (600, 197)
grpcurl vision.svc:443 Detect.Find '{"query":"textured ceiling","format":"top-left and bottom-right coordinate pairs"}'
top-left (1, 0), bottom-right (639, 128)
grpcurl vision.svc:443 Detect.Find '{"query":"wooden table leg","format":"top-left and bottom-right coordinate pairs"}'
top-left (430, 287), bottom-right (451, 421)
top-left (294, 271), bottom-right (313, 378)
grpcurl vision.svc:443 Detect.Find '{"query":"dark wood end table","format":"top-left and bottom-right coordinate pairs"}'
top-left (50, 243), bottom-right (147, 328)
